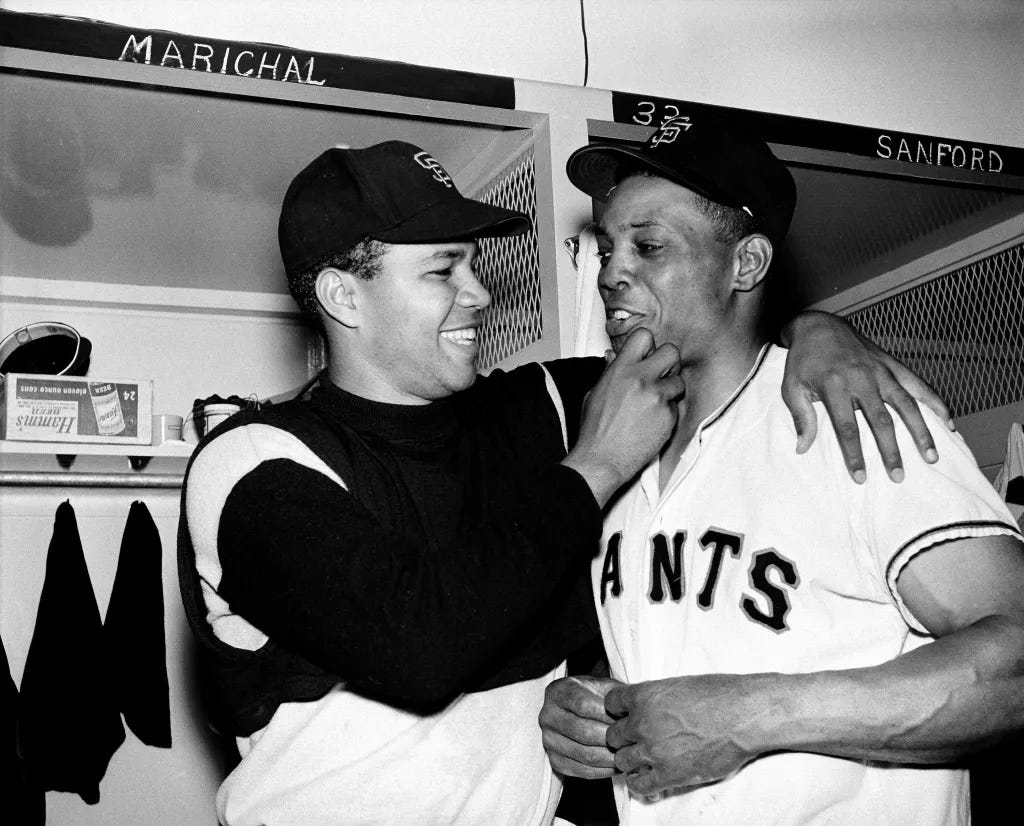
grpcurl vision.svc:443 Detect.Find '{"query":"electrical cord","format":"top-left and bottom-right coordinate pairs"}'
top-left (579, 0), bottom-right (590, 86)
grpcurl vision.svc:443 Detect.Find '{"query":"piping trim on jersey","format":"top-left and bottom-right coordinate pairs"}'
top-left (645, 344), bottom-right (775, 508)
top-left (694, 343), bottom-right (774, 438)
top-left (539, 364), bottom-right (569, 453)
top-left (187, 423), bottom-right (348, 649)
top-left (885, 519), bottom-right (1022, 633)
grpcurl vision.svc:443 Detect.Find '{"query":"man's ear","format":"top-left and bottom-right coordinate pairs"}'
top-left (314, 268), bottom-right (361, 327)
top-left (733, 234), bottom-right (773, 293)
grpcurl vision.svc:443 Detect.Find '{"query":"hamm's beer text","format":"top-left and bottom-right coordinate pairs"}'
top-left (15, 406), bottom-right (76, 434)
top-left (118, 33), bottom-right (327, 85)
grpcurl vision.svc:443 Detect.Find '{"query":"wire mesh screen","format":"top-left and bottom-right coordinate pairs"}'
top-left (846, 242), bottom-right (1024, 418)
top-left (474, 152), bottom-right (543, 369)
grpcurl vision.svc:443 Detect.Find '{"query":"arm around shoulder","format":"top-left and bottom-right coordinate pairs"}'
top-left (780, 310), bottom-right (952, 483)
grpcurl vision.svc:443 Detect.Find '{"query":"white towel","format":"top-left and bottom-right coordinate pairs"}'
top-left (993, 421), bottom-right (1024, 530)
top-left (570, 224), bottom-right (611, 358)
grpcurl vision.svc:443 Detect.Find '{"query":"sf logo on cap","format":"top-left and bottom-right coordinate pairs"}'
top-left (413, 151), bottom-right (454, 188)
top-left (650, 115), bottom-right (692, 146)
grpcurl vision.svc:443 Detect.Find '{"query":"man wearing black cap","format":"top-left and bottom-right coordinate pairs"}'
top-left (179, 139), bottom-right (946, 825)
top-left (539, 116), bottom-right (1024, 825)
top-left (179, 140), bottom-right (688, 825)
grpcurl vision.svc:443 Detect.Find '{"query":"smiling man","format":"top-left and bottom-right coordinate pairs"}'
top-left (178, 140), bottom-right (952, 825)
top-left (177, 141), bottom-right (691, 825)
top-left (539, 116), bottom-right (1024, 825)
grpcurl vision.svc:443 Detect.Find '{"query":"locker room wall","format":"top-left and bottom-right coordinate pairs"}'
top-left (5, 0), bottom-right (1023, 147)
top-left (7, 0), bottom-right (1020, 366)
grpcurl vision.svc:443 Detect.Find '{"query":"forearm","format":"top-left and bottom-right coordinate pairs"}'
top-left (562, 451), bottom-right (628, 508)
top-left (769, 615), bottom-right (1024, 762)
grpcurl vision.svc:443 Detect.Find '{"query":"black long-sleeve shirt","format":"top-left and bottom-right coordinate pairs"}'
top-left (178, 357), bottom-right (605, 734)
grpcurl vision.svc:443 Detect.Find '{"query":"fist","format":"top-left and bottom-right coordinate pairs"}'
top-left (539, 676), bottom-right (623, 779)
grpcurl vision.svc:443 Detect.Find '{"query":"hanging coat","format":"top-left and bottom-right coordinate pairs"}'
top-left (19, 501), bottom-right (125, 804)
top-left (104, 501), bottom-right (171, 747)
top-left (2, 634), bottom-right (45, 824)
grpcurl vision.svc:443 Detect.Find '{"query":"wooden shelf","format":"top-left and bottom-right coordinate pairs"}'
top-left (0, 440), bottom-right (194, 458)
top-left (0, 440), bottom-right (195, 487)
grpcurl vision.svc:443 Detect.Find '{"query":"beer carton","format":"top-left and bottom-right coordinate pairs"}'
top-left (0, 373), bottom-right (153, 445)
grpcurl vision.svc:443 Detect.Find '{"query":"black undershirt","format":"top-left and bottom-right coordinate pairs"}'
top-left (207, 359), bottom-right (608, 711)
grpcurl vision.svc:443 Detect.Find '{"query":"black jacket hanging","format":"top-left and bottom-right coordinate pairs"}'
top-left (19, 500), bottom-right (125, 804)
top-left (2, 634), bottom-right (45, 825)
top-left (104, 500), bottom-right (171, 747)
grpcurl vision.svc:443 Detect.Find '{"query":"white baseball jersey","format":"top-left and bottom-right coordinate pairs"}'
top-left (593, 344), bottom-right (1021, 826)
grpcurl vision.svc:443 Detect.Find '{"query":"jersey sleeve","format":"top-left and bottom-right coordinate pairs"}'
top-left (186, 419), bottom-right (603, 709)
top-left (844, 405), bottom-right (1023, 633)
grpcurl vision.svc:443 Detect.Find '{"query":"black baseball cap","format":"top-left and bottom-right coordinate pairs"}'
top-left (566, 114), bottom-right (796, 242)
top-left (279, 141), bottom-right (531, 277)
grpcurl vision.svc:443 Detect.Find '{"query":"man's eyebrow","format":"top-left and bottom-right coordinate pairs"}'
top-left (595, 219), bottom-right (662, 236)
top-left (419, 248), bottom-right (466, 264)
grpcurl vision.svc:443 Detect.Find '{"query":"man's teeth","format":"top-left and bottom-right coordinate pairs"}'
top-left (440, 328), bottom-right (478, 345)
top-left (609, 309), bottom-right (632, 321)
